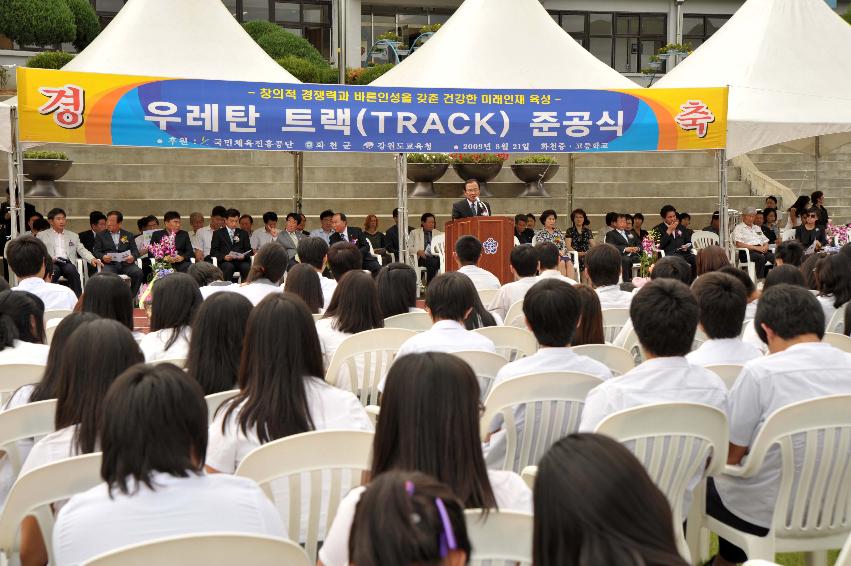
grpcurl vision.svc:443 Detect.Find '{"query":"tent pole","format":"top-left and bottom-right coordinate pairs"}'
top-left (6, 144), bottom-right (17, 241)
top-left (566, 153), bottom-right (575, 217)
top-left (292, 151), bottom-right (303, 213)
top-left (814, 136), bottom-right (821, 192)
top-left (396, 152), bottom-right (408, 266)
top-left (717, 148), bottom-right (729, 249)
top-left (10, 106), bottom-right (26, 240)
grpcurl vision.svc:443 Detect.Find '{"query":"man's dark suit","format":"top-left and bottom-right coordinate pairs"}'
top-left (605, 229), bottom-right (641, 282)
top-left (452, 198), bottom-right (492, 220)
top-left (93, 229), bottom-right (144, 296)
top-left (329, 227), bottom-right (381, 275)
top-left (655, 222), bottom-right (696, 279)
top-left (211, 227), bottom-right (253, 281)
top-left (78, 230), bottom-right (100, 276)
top-left (150, 230), bottom-right (195, 273)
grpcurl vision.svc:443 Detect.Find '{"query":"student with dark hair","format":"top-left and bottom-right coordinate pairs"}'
top-left (535, 241), bottom-right (577, 284)
top-left (605, 213), bottom-right (641, 282)
top-left (696, 245), bottom-right (730, 276)
top-left (187, 261), bottom-right (229, 298)
top-left (764, 264), bottom-right (806, 289)
top-left (140, 273), bottom-right (202, 361)
top-left (533, 433), bottom-right (688, 566)
top-left (149, 211), bottom-right (195, 273)
top-left (688, 272), bottom-right (762, 366)
top-left (718, 265), bottom-right (759, 319)
top-left (814, 253), bottom-right (851, 328)
top-left (483, 279), bottom-right (612, 468)
top-left (585, 244), bottom-right (634, 309)
top-left (317, 270), bottom-right (384, 369)
top-left (53, 364), bottom-right (285, 565)
top-left (284, 263), bottom-right (324, 313)
top-left (298, 236), bottom-right (336, 308)
top-left (187, 292), bottom-right (254, 395)
top-left (0, 290), bottom-right (48, 365)
top-left (319, 352), bottom-right (531, 566)
top-left (211, 208), bottom-right (253, 282)
top-left (79, 272), bottom-right (137, 336)
top-left (327, 241), bottom-right (362, 281)
top-left (488, 245), bottom-right (539, 319)
top-left (455, 235), bottom-right (500, 290)
top-left (775, 239), bottom-right (804, 267)
top-left (514, 213), bottom-right (533, 244)
top-left (376, 263), bottom-right (422, 318)
top-left (250, 211), bottom-right (279, 251)
top-left (707, 284), bottom-right (851, 566)
top-left (655, 204), bottom-right (696, 279)
top-left (309, 208), bottom-right (336, 244)
top-left (8, 235), bottom-right (77, 310)
top-left (329, 212), bottom-right (381, 275)
top-left (650, 255), bottom-right (692, 284)
top-left (580, 279), bottom-right (727, 519)
top-left (93, 210), bottom-right (144, 297)
top-left (811, 189), bottom-right (829, 229)
top-left (348, 471), bottom-right (471, 566)
top-left (572, 284), bottom-right (606, 346)
top-left (231, 241), bottom-right (286, 305)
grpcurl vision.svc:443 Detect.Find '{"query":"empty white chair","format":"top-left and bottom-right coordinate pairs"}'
top-left (601, 308), bottom-right (630, 344)
top-left (205, 390), bottom-right (239, 424)
top-left (451, 350), bottom-right (508, 400)
top-left (735, 247), bottom-right (758, 283)
top-left (520, 465), bottom-right (537, 490)
top-left (691, 230), bottom-right (720, 251)
top-left (465, 509), bottom-right (534, 566)
top-left (504, 299), bottom-right (525, 329)
top-left (0, 399), bottom-right (56, 476)
top-left (476, 288), bottom-right (499, 308)
top-left (705, 364), bottom-right (745, 390)
top-left (43, 309), bottom-right (73, 323)
top-left (0, 453), bottom-right (103, 566)
top-left (431, 233), bottom-right (446, 275)
top-left (383, 311), bottom-right (432, 332)
top-left (0, 364), bottom-right (45, 403)
top-left (235, 429), bottom-right (374, 563)
top-left (81, 533), bottom-right (311, 566)
top-left (325, 328), bottom-right (417, 406)
top-left (481, 371), bottom-right (603, 473)
top-left (827, 304), bottom-right (847, 334)
top-left (570, 344), bottom-right (635, 376)
top-left (824, 332), bottom-right (851, 353)
top-left (472, 326), bottom-right (537, 362)
top-left (149, 358), bottom-right (187, 368)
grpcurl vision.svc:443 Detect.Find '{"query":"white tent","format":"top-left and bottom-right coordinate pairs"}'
top-left (653, 0), bottom-right (851, 159)
top-left (371, 0), bottom-right (635, 89)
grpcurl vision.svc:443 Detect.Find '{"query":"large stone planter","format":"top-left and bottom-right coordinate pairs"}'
top-left (407, 162), bottom-right (449, 197)
top-left (511, 163), bottom-right (559, 197)
top-left (452, 162), bottom-right (503, 197)
top-left (23, 159), bottom-right (73, 197)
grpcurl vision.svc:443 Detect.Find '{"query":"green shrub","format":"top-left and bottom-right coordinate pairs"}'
top-left (0, 0), bottom-right (75, 47)
top-left (449, 153), bottom-right (509, 164)
top-left (277, 55), bottom-right (337, 84)
top-left (23, 150), bottom-right (69, 159)
top-left (244, 21), bottom-right (326, 64)
top-left (515, 155), bottom-right (558, 165)
top-left (844, 6), bottom-right (851, 24)
top-left (26, 50), bottom-right (75, 69)
top-left (407, 153), bottom-right (450, 164)
top-left (351, 64), bottom-right (393, 85)
top-left (64, 0), bottom-right (100, 51)
top-left (242, 20), bottom-right (281, 41)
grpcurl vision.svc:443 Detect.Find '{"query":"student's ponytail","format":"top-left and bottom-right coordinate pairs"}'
top-left (0, 290), bottom-right (46, 349)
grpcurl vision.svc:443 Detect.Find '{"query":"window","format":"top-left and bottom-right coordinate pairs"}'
top-left (360, 6), bottom-right (453, 65)
top-left (683, 14), bottom-right (731, 49)
top-left (275, 1), bottom-right (300, 23)
top-left (93, 0), bottom-right (125, 12)
top-left (243, 0), bottom-right (269, 21)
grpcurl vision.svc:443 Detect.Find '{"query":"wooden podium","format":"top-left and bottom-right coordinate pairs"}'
top-left (444, 216), bottom-right (515, 284)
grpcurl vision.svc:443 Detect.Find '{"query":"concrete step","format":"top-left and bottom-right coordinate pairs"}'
top-left (574, 166), bottom-right (718, 183)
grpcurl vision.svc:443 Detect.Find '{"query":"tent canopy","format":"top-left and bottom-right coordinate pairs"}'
top-left (653, 0), bottom-right (851, 158)
top-left (372, 0), bottom-right (635, 89)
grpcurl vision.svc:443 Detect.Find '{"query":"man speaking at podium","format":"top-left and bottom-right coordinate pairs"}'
top-left (452, 179), bottom-right (492, 219)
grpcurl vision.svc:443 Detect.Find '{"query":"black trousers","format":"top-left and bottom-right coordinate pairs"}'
top-left (739, 250), bottom-right (775, 279)
top-left (670, 250), bottom-right (697, 283)
top-left (620, 253), bottom-right (640, 282)
top-left (419, 255), bottom-right (440, 283)
top-left (706, 478), bottom-right (769, 563)
top-left (102, 261), bottom-right (144, 298)
top-left (220, 260), bottom-right (251, 282)
top-left (51, 259), bottom-right (82, 297)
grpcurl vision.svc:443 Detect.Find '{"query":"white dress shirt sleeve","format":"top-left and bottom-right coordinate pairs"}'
top-left (726, 367), bottom-right (764, 447)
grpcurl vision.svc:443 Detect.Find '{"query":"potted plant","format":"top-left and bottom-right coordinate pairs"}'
top-left (511, 155), bottom-right (559, 197)
top-left (406, 153), bottom-right (450, 197)
top-left (450, 153), bottom-right (509, 197)
top-left (22, 150), bottom-right (73, 197)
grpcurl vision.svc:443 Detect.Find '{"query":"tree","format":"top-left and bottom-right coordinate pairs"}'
top-left (64, 0), bottom-right (100, 51)
top-left (0, 0), bottom-right (75, 47)
top-left (242, 21), bottom-right (327, 64)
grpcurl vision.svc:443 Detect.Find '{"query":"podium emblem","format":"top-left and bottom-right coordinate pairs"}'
top-left (482, 237), bottom-right (499, 255)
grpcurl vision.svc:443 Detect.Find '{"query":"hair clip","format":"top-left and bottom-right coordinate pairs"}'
top-left (404, 480), bottom-right (415, 496)
top-left (434, 497), bottom-right (457, 558)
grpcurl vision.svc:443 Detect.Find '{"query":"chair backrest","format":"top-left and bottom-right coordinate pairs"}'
top-left (432, 234), bottom-right (446, 273)
top-left (480, 371), bottom-right (604, 473)
top-left (234, 429), bottom-right (374, 563)
top-left (465, 510), bottom-right (533, 566)
top-left (823, 332), bottom-right (851, 353)
top-left (827, 304), bottom-right (847, 335)
top-left (82, 533), bottom-right (311, 566)
top-left (705, 365), bottom-right (744, 390)
top-left (45, 318), bottom-right (62, 345)
top-left (0, 453), bottom-right (103, 565)
top-left (691, 230), bottom-right (720, 250)
top-left (692, 327), bottom-right (709, 351)
top-left (520, 466), bottom-right (537, 490)
top-left (471, 326), bottom-right (538, 362)
top-left (312, 313), bottom-right (323, 322)
top-left (616, 324), bottom-right (646, 365)
top-left (0, 364), bottom-right (45, 403)
top-left (836, 530), bottom-right (851, 566)
top-left (325, 328), bottom-right (417, 406)
top-left (476, 288), bottom-right (499, 309)
top-left (43, 309), bottom-right (73, 323)
top-left (570, 344), bottom-right (635, 376)
top-left (451, 350), bottom-right (508, 400)
top-left (149, 358), bottom-right (187, 368)
top-left (205, 390), bottom-right (239, 424)
top-left (504, 299), bottom-right (525, 329)
top-left (383, 311), bottom-right (433, 332)
top-left (741, 318), bottom-right (752, 337)
top-left (601, 308), bottom-right (631, 343)
top-left (0, 399), bottom-right (57, 477)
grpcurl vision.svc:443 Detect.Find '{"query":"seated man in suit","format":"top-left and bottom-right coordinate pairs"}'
top-left (275, 212), bottom-right (307, 270)
top-left (329, 212), bottom-right (380, 275)
top-left (605, 213), bottom-right (641, 282)
top-left (79, 211), bottom-right (106, 276)
top-left (37, 208), bottom-right (100, 297)
top-left (451, 179), bottom-right (492, 219)
top-left (93, 210), bottom-right (145, 297)
top-left (150, 211), bottom-right (195, 273)
top-left (655, 205), bottom-right (696, 282)
top-left (408, 212), bottom-right (443, 284)
top-left (211, 208), bottom-right (253, 282)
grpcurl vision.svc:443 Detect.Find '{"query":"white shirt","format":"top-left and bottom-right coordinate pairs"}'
top-left (200, 282), bottom-right (234, 300)
top-left (139, 326), bottom-right (191, 362)
top-left (229, 279), bottom-right (281, 306)
top-left (13, 277), bottom-right (78, 311)
top-left (309, 228), bottom-right (334, 244)
top-left (250, 227), bottom-right (277, 250)
top-left (196, 225), bottom-right (215, 257)
top-left (483, 347), bottom-right (613, 469)
top-left (715, 342), bottom-right (851, 528)
top-left (817, 294), bottom-right (838, 329)
top-left (0, 340), bottom-right (49, 366)
top-left (745, 299), bottom-right (758, 321)
top-left (52, 229), bottom-right (68, 258)
top-left (489, 277), bottom-right (538, 320)
top-left (21, 425), bottom-right (78, 476)
top-left (579, 357), bottom-right (728, 519)
top-left (316, 317), bottom-right (350, 370)
top-left (457, 264), bottom-right (500, 290)
top-left (536, 269), bottom-right (577, 285)
top-left (317, 271), bottom-right (337, 309)
top-left (318, 469), bottom-right (532, 566)
top-left (595, 285), bottom-right (634, 310)
top-left (53, 473), bottom-right (285, 566)
top-left (686, 338), bottom-right (763, 367)
top-left (732, 222), bottom-right (769, 247)
top-left (188, 229), bottom-right (202, 252)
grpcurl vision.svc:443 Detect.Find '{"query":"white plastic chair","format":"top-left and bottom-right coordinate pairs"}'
top-left (520, 465), bottom-right (537, 490)
top-left (0, 399), bottom-right (56, 477)
top-left (234, 429), bottom-right (374, 563)
top-left (601, 308), bottom-right (630, 343)
top-left (481, 371), bottom-right (603, 473)
top-left (691, 230), bottom-right (720, 250)
top-left (823, 332), bottom-right (851, 353)
top-left (383, 311), bottom-right (432, 332)
top-left (504, 299), bottom-right (525, 329)
top-left (312, 312), bottom-right (323, 322)
top-left (0, 453), bottom-right (103, 566)
top-left (45, 317), bottom-right (63, 345)
top-left (325, 328), bottom-right (417, 405)
top-left (81, 533), bottom-right (311, 566)
top-left (476, 288), bottom-right (499, 308)
top-left (570, 344), bottom-right (635, 376)
top-left (615, 323), bottom-right (646, 365)
top-left (693, 327), bottom-right (710, 351)
top-left (149, 358), bottom-right (187, 368)
top-left (43, 309), bottom-right (73, 323)
top-left (205, 390), bottom-right (239, 424)
top-left (451, 350), bottom-right (507, 400)
top-left (431, 233), bottom-right (446, 274)
top-left (471, 326), bottom-right (538, 362)
top-left (705, 364), bottom-right (744, 389)
top-left (595, 403), bottom-right (729, 563)
top-left (365, 239), bottom-right (383, 267)
top-left (691, 395), bottom-right (851, 565)
top-left (0, 364), bottom-right (45, 403)
top-left (827, 304), bottom-right (847, 334)
top-left (736, 247), bottom-right (758, 283)
top-left (465, 509), bottom-right (534, 566)
top-left (836, 533), bottom-right (851, 566)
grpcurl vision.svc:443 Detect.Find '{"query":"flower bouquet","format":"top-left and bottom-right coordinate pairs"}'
top-left (639, 228), bottom-right (661, 277)
top-left (137, 233), bottom-right (177, 310)
top-left (826, 221), bottom-right (850, 248)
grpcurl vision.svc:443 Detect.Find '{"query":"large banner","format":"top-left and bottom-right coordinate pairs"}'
top-left (18, 68), bottom-right (727, 153)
